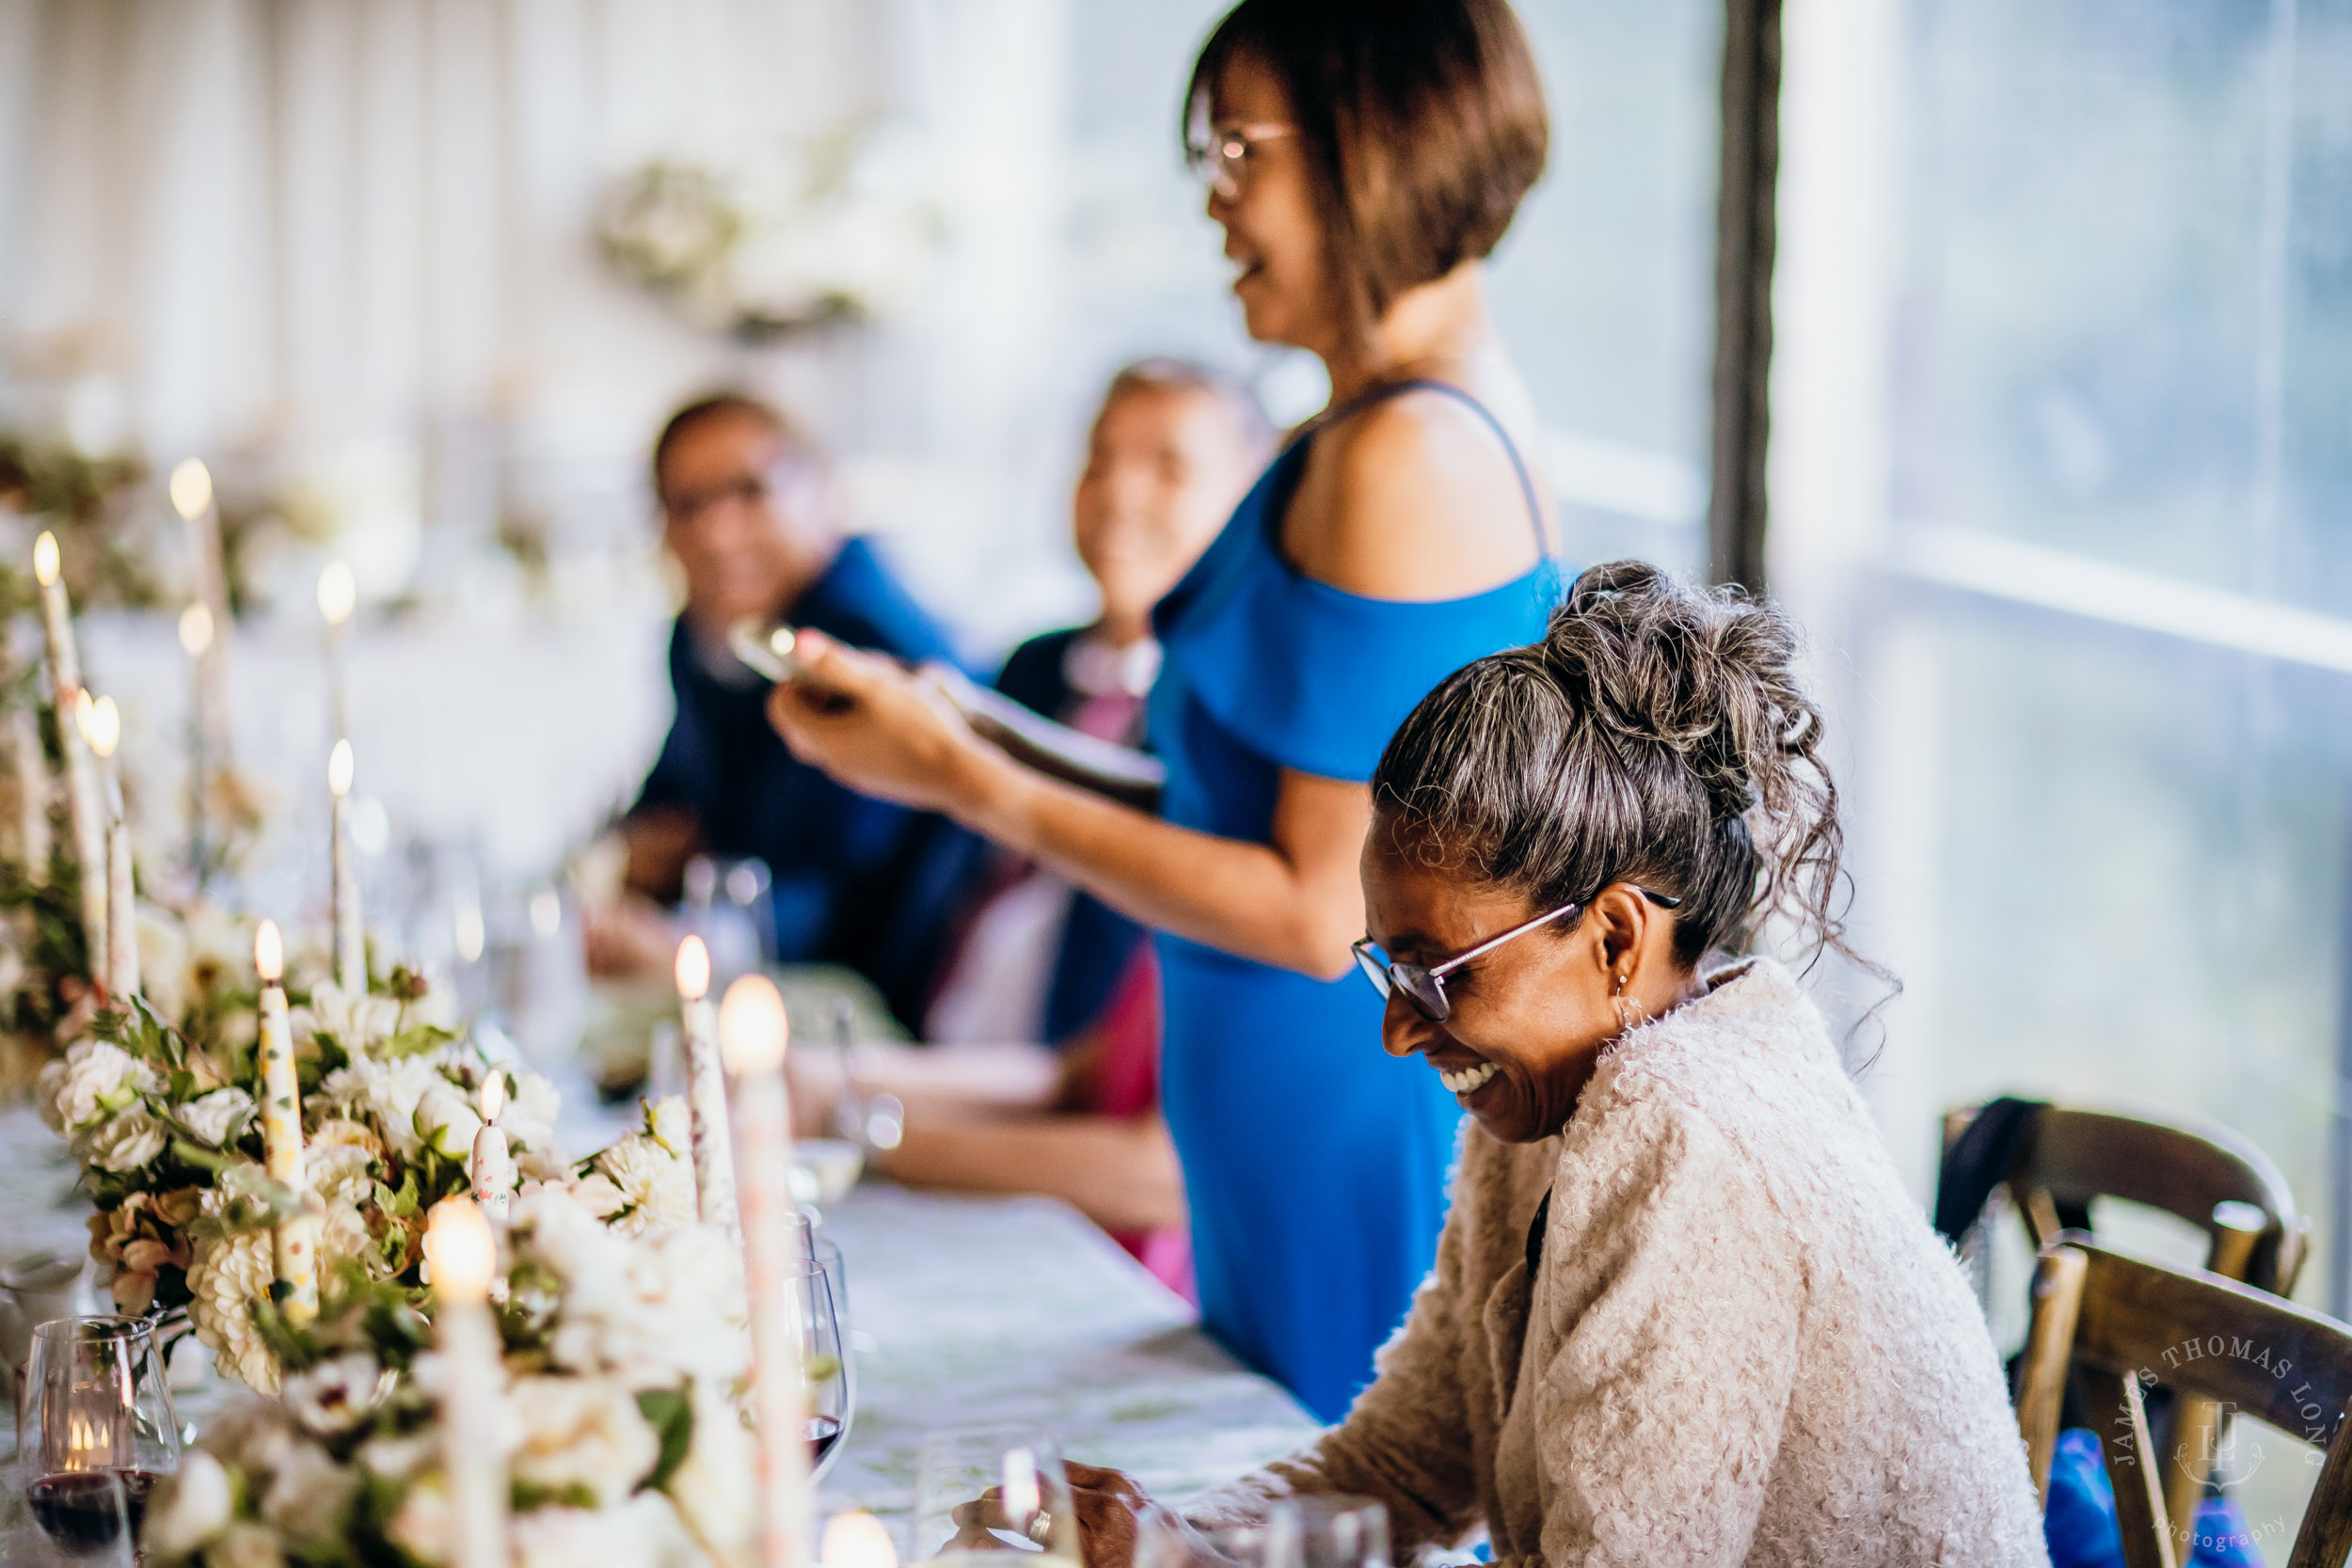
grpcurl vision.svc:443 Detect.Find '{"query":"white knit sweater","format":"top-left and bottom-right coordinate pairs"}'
top-left (1193, 959), bottom-right (2050, 1567)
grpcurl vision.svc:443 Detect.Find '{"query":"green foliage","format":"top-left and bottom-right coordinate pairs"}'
top-left (635, 1386), bottom-right (696, 1494)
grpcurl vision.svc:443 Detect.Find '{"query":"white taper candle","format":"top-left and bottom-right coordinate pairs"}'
top-left (424, 1198), bottom-right (507, 1568)
top-left (722, 974), bottom-right (811, 1568)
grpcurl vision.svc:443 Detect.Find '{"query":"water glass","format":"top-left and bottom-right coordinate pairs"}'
top-left (910, 1425), bottom-right (1080, 1564)
top-left (18, 1317), bottom-right (179, 1557)
top-left (1211, 1497), bottom-right (1390, 1568)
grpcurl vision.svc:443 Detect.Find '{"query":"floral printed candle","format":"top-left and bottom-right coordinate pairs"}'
top-left (720, 974), bottom-right (811, 1568)
top-left (35, 531), bottom-right (108, 976)
top-left (675, 935), bottom-right (739, 1231)
top-left (253, 919), bottom-right (318, 1323)
top-left (470, 1072), bottom-right (513, 1223)
top-left (423, 1197), bottom-right (507, 1568)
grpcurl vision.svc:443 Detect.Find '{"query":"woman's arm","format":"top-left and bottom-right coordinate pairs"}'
top-left (767, 639), bottom-right (1370, 979)
top-left (878, 1110), bottom-right (1187, 1236)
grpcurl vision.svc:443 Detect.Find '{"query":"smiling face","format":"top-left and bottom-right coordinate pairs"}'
top-left (1359, 819), bottom-right (1697, 1144)
top-left (1073, 382), bottom-right (1260, 629)
top-left (1203, 54), bottom-right (1345, 356)
top-left (657, 409), bottom-right (836, 636)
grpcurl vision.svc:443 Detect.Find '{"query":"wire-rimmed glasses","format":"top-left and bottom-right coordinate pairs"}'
top-left (1184, 121), bottom-right (1296, 198)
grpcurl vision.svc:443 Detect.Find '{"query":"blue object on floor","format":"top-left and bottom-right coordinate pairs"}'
top-left (2044, 1428), bottom-right (2268, 1567)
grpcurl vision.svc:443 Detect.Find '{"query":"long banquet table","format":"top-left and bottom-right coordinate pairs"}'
top-left (0, 1104), bottom-right (1323, 1520)
top-left (815, 1184), bottom-right (1322, 1522)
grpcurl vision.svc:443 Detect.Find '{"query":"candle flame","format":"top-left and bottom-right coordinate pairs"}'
top-left (423, 1197), bottom-right (496, 1305)
top-left (675, 934), bottom-right (710, 1001)
top-left (254, 919), bottom-right (284, 982)
top-left (179, 602), bottom-right (215, 657)
top-left (819, 1512), bottom-right (899, 1568)
top-left (76, 692), bottom-right (119, 759)
top-left (479, 1070), bottom-right (506, 1123)
top-left (168, 459), bottom-right (214, 521)
top-left (328, 737), bottom-right (355, 797)
top-left (316, 561), bottom-right (357, 626)
top-left (32, 531), bottom-right (58, 587)
top-left (718, 974), bottom-right (788, 1074)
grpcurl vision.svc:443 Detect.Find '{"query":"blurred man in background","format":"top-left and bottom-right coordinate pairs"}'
top-left (795, 359), bottom-right (1271, 1300)
top-left (583, 392), bottom-right (974, 1027)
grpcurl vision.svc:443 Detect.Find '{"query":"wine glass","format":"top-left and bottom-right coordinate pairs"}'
top-left (910, 1425), bottom-right (1080, 1565)
top-left (18, 1317), bottom-right (179, 1558)
top-left (2, 1465), bottom-right (134, 1567)
top-left (791, 1261), bottom-right (852, 1484)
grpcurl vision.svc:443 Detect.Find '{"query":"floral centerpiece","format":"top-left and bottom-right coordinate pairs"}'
top-left (141, 1189), bottom-right (755, 1568)
top-left (35, 968), bottom-right (566, 1392)
top-left (595, 122), bottom-right (940, 341)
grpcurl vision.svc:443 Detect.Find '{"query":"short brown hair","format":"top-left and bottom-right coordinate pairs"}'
top-left (650, 391), bottom-right (818, 501)
top-left (1188, 0), bottom-right (1549, 323)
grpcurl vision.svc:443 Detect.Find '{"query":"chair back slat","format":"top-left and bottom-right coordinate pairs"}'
top-left (2018, 1239), bottom-right (2352, 1568)
top-left (2019, 1106), bottom-right (2307, 1291)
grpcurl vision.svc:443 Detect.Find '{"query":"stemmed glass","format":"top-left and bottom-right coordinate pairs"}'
top-left (910, 1425), bottom-right (1080, 1565)
top-left (786, 1214), bottom-right (855, 1479)
top-left (791, 1260), bottom-right (852, 1484)
top-left (14, 1317), bottom-right (179, 1560)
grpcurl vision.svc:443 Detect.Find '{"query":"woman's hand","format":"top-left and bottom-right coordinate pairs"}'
top-left (763, 629), bottom-right (999, 816)
top-left (1064, 1464), bottom-right (1227, 1568)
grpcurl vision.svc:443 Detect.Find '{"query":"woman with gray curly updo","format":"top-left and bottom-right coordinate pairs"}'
top-left (1068, 562), bottom-right (2048, 1567)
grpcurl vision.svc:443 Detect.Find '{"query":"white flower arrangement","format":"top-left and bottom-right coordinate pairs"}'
top-left (142, 1189), bottom-right (756, 1568)
top-left (596, 121), bottom-right (942, 341)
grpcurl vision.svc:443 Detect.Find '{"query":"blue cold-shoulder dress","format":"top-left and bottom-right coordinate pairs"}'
top-left (1146, 379), bottom-right (1563, 1420)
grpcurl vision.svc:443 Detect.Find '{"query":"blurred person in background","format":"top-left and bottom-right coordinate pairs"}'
top-left (765, 0), bottom-right (1562, 1419)
top-left (582, 393), bottom-right (977, 1030)
top-left (795, 357), bottom-right (1272, 1301)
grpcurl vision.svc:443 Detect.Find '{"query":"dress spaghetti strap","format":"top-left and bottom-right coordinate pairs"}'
top-left (1317, 376), bottom-right (1550, 559)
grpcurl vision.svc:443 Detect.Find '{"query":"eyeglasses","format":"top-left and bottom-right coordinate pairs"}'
top-left (1352, 887), bottom-right (1685, 1022)
top-left (1185, 122), bottom-right (1295, 199)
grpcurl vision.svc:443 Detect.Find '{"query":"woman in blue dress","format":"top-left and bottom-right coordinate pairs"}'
top-left (767, 0), bottom-right (1560, 1421)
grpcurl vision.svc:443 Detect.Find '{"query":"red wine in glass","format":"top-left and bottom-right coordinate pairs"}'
top-left (807, 1414), bottom-right (844, 1466)
top-left (28, 1469), bottom-right (155, 1553)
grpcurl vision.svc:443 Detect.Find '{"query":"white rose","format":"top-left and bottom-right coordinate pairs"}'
top-left (414, 1083), bottom-right (484, 1159)
top-left (179, 1087), bottom-right (255, 1149)
top-left (306, 1142), bottom-right (376, 1207)
top-left (501, 1070), bottom-right (564, 1153)
top-left (320, 1054), bottom-right (444, 1160)
top-left (509, 1376), bottom-right (661, 1508)
top-left (298, 979), bottom-right (403, 1054)
top-left (262, 1436), bottom-right (359, 1544)
top-left (186, 1229), bottom-right (279, 1393)
top-left (87, 1106), bottom-right (168, 1172)
top-left (40, 1038), bottom-right (143, 1132)
top-left (144, 1449), bottom-right (233, 1560)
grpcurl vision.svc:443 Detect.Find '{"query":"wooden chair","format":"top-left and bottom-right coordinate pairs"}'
top-left (2016, 1237), bottom-right (2352, 1568)
top-left (1943, 1099), bottom-right (2312, 1534)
